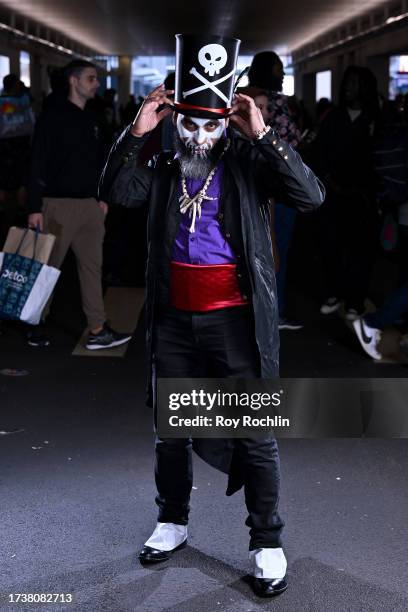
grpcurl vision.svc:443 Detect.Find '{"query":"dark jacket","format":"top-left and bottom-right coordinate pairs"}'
top-left (28, 99), bottom-right (105, 213)
top-left (99, 125), bottom-right (325, 487)
top-left (311, 107), bottom-right (375, 199)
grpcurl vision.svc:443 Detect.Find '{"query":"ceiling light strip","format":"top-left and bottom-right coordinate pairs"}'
top-left (386, 11), bottom-right (408, 24)
top-left (0, 20), bottom-right (95, 60)
top-left (294, 11), bottom-right (408, 62)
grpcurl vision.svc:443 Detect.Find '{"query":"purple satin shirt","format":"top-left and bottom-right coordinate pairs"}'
top-left (172, 163), bottom-right (236, 264)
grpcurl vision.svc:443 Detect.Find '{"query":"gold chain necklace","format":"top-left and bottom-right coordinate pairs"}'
top-left (179, 139), bottom-right (230, 233)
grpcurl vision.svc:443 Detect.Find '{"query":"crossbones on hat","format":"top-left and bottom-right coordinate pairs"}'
top-left (174, 33), bottom-right (241, 119)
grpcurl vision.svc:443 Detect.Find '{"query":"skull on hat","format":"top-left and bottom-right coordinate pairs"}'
top-left (198, 44), bottom-right (228, 77)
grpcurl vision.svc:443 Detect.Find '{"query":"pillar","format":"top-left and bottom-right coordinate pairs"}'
top-left (117, 55), bottom-right (132, 107)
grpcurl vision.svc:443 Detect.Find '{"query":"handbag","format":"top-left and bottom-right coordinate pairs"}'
top-left (0, 228), bottom-right (60, 324)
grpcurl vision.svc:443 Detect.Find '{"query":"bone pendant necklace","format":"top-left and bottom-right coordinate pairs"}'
top-left (179, 139), bottom-right (230, 233)
top-left (179, 169), bottom-right (217, 233)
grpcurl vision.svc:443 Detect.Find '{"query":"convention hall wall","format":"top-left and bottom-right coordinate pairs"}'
top-left (294, 23), bottom-right (408, 111)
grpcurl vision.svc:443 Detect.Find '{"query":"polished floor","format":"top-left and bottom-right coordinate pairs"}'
top-left (1, 275), bottom-right (407, 611)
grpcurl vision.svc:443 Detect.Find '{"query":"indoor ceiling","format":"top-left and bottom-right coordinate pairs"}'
top-left (1, 0), bottom-right (391, 55)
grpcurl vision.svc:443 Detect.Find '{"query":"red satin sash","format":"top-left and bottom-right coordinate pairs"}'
top-left (170, 261), bottom-right (248, 312)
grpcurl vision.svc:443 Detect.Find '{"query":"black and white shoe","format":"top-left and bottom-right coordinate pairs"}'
top-left (279, 317), bottom-right (303, 331)
top-left (352, 318), bottom-right (382, 360)
top-left (251, 576), bottom-right (288, 597)
top-left (320, 297), bottom-right (341, 315)
top-left (26, 324), bottom-right (50, 347)
top-left (86, 323), bottom-right (132, 350)
top-left (250, 548), bottom-right (288, 597)
top-left (139, 522), bottom-right (188, 563)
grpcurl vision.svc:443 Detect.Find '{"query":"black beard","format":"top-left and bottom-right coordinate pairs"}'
top-left (174, 133), bottom-right (226, 180)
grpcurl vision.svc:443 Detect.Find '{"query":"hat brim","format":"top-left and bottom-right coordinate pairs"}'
top-left (172, 102), bottom-right (233, 120)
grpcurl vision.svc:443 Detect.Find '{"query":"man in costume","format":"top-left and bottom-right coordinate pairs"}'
top-left (100, 34), bottom-right (325, 597)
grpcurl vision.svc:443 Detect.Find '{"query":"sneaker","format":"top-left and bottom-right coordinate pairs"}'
top-left (345, 308), bottom-right (364, 322)
top-left (352, 318), bottom-right (382, 360)
top-left (320, 297), bottom-right (341, 315)
top-left (279, 317), bottom-right (303, 331)
top-left (26, 324), bottom-right (50, 347)
top-left (86, 323), bottom-right (132, 350)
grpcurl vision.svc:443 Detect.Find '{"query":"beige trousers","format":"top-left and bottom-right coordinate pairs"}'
top-left (43, 197), bottom-right (106, 329)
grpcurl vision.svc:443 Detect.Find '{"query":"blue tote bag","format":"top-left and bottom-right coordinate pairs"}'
top-left (0, 228), bottom-right (60, 325)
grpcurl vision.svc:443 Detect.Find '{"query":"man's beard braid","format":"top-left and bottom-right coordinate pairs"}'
top-left (174, 132), bottom-right (226, 180)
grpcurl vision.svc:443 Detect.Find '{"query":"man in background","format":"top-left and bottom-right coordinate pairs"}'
top-left (27, 60), bottom-right (131, 350)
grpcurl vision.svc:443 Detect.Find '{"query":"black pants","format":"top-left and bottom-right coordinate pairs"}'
top-left (153, 305), bottom-right (284, 549)
top-left (317, 196), bottom-right (378, 311)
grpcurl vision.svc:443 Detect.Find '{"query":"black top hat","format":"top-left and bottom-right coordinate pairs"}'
top-left (174, 33), bottom-right (241, 120)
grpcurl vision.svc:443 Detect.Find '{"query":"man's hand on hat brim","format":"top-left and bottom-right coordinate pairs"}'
top-left (131, 84), bottom-right (175, 137)
top-left (230, 93), bottom-right (266, 140)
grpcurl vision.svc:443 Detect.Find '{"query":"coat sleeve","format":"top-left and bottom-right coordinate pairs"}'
top-left (98, 125), bottom-right (153, 208)
top-left (246, 128), bottom-right (326, 212)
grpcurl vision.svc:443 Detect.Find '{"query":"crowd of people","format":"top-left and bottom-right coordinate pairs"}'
top-left (238, 53), bottom-right (408, 361)
top-left (308, 66), bottom-right (408, 360)
top-left (0, 51), bottom-right (407, 361)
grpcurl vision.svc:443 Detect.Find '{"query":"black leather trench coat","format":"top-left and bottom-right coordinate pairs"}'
top-left (99, 125), bottom-right (325, 490)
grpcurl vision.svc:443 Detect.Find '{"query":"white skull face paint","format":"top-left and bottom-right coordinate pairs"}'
top-left (198, 44), bottom-right (228, 77)
top-left (176, 115), bottom-right (225, 157)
